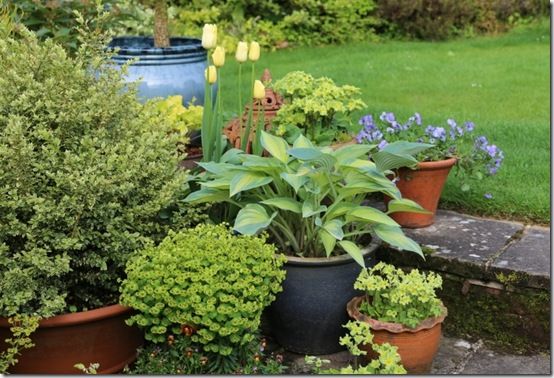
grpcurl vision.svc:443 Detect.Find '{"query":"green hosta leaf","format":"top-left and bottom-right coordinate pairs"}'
top-left (261, 131), bottom-right (289, 163)
top-left (229, 172), bottom-right (273, 197)
top-left (346, 207), bottom-right (399, 226)
top-left (200, 178), bottom-right (231, 189)
top-left (372, 150), bottom-right (418, 172)
top-left (338, 240), bottom-right (365, 267)
top-left (386, 198), bottom-right (432, 214)
top-left (319, 229), bottom-right (337, 257)
top-left (373, 224), bottom-right (423, 258)
top-left (326, 203), bottom-right (356, 220)
top-left (322, 219), bottom-right (344, 240)
top-left (233, 204), bottom-right (277, 235)
top-left (302, 201), bottom-right (327, 218)
top-left (293, 134), bottom-right (314, 148)
top-left (333, 144), bottom-right (374, 163)
top-left (260, 198), bottom-right (302, 213)
top-left (220, 148), bottom-right (244, 163)
top-left (184, 188), bottom-right (228, 203)
top-left (241, 155), bottom-right (283, 169)
top-left (197, 162), bottom-right (239, 175)
top-left (280, 172), bottom-right (308, 193)
top-left (380, 141), bottom-right (434, 156)
top-left (288, 147), bottom-right (323, 161)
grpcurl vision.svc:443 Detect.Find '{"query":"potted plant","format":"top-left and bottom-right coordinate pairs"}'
top-left (356, 112), bottom-right (504, 227)
top-left (109, 1), bottom-right (211, 105)
top-left (0, 24), bottom-right (190, 373)
top-left (185, 131), bottom-right (430, 354)
top-left (269, 71), bottom-right (366, 147)
top-left (119, 223), bottom-right (286, 374)
top-left (346, 262), bottom-right (447, 374)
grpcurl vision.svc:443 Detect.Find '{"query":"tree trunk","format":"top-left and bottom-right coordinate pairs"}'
top-left (153, 0), bottom-right (170, 48)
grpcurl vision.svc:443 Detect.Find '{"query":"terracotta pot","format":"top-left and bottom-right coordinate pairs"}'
top-left (346, 296), bottom-right (447, 374)
top-left (385, 157), bottom-right (457, 228)
top-left (0, 304), bottom-right (143, 374)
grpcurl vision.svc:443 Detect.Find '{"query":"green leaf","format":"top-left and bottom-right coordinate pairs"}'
top-left (372, 150), bottom-right (418, 172)
top-left (386, 198), bottom-right (432, 214)
top-left (319, 229), bottom-right (337, 256)
top-left (292, 134), bottom-right (314, 148)
top-left (325, 203), bottom-right (356, 220)
top-left (260, 131), bottom-right (289, 163)
top-left (280, 172), bottom-right (308, 193)
top-left (197, 162), bottom-right (239, 175)
top-left (302, 201), bottom-right (327, 218)
top-left (260, 198), bottom-right (302, 213)
top-left (184, 188), bottom-right (228, 203)
top-left (233, 204), bottom-right (276, 235)
top-left (461, 183), bottom-right (470, 191)
top-left (322, 219), bottom-right (344, 240)
top-left (380, 141), bottom-right (434, 156)
top-left (346, 207), bottom-right (399, 226)
top-left (220, 148), bottom-right (244, 163)
top-left (338, 241), bottom-right (365, 267)
top-left (229, 172), bottom-right (273, 197)
top-left (200, 178), bottom-right (231, 189)
top-left (373, 224), bottom-right (423, 258)
top-left (333, 144), bottom-right (374, 163)
top-left (288, 147), bottom-right (323, 161)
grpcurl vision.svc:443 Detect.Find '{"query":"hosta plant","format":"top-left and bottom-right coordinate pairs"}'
top-left (185, 132), bottom-right (432, 265)
top-left (120, 223), bottom-right (286, 372)
top-left (354, 262), bottom-right (444, 328)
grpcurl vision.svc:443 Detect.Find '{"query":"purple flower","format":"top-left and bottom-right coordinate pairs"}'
top-left (484, 193), bottom-right (493, 199)
top-left (488, 166), bottom-right (498, 175)
top-left (377, 140), bottom-right (389, 150)
top-left (358, 114), bottom-right (374, 127)
top-left (447, 119), bottom-right (457, 128)
top-left (486, 144), bottom-right (498, 158)
top-left (414, 112), bottom-right (422, 125)
top-left (386, 127), bottom-right (396, 134)
top-left (475, 136), bottom-right (489, 149)
top-left (456, 127), bottom-right (464, 136)
top-left (425, 125), bottom-right (435, 135)
top-left (380, 112), bottom-right (396, 124)
top-left (450, 128), bottom-right (457, 140)
top-left (465, 121), bottom-right (475, 132)
top-left (431, 127), bottom-right (447, 142)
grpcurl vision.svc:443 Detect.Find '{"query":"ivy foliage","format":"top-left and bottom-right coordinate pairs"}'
top-left (120, 224), bottom-right (286, 356)
top-left (355, 262), bottom-right (443, 328)
top-left (272, 71), bottom-right (366, 145)
top-left (0, 21), bottom-right (187, 318)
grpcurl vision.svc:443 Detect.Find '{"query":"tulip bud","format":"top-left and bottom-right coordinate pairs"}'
top-left (205, 65), bottom-right (217, 84)
top-left (248, 41), bottom-right (260, 62)
top-left (253, 80), bottom-right (265, 99)
top-left (202, 24), bottom-right (217, 49)
top-left (212, 46), bottom-right (225, 67)
top-left (235, 41), bottom-right (248, 63)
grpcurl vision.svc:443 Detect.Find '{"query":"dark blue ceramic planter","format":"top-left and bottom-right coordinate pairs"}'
top-left (108, 37), bottom-right (208, 105)
top-left (266, 240), bottom-right (380, 355)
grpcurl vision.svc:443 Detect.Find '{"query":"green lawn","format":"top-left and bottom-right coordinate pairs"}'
top-left (219, 20), bottom-right (550, 224)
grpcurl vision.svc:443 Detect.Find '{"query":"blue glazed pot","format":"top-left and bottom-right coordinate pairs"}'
top-left (108, 36), bottom-right (208, 105)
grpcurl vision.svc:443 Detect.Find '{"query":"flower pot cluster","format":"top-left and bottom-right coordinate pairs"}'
top-left (0, 11), bottom-right (503, 375)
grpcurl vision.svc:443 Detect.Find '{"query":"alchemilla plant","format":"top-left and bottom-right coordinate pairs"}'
top-left (354, 262), bottom-right (444, 328)
top-left (356, 112), bottom-right (504, 191)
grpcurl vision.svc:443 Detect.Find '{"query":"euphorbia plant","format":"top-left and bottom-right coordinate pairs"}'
top-left (185, 131), bottom-right (432, 265)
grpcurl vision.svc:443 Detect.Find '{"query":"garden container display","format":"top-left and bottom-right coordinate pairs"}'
top-left (385, 157), bottom-right (457, 228)
top-left (109, 37), bottom-right (208, 105)
top-left (346, 296), bottom-right (447, 374)
top-left (266, 240), bottom-right (380, 355)
top-left (0, 304), bottom-right (143, 374)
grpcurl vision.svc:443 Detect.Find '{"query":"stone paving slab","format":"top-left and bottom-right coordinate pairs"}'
top-left (490, 226), bottom-right (551, 288)
top-left (460, 347), bottom-right (551, 375)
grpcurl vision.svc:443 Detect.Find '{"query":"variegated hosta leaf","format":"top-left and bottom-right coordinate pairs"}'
top-left (373, 224), bottom-right (423, 258)
top-left (338, 240), bottom-right (365, 267)
top-left (386, 198), bottom-right (432, 214)
top-left (321, 219), bottom-right (344, 240)
top-left (288, 147), bottom-right (323, 161)
top-left (233, 204), bottom-right (276, 235)
top-left (372, 141), bottom-right (433, 172)
top-left (260, 197), bottom-right (302, 213)
top-left (346, 207), bottom-right (399, 227)
top-left (229, 171), bottom-right (273, 197)
top-left (280, 172), bottom-right (308, 193)
top-left (302, 201), bottom-right (327, 218)
top-left (319, 229), bottom-right (337, 257)
top-left (333, 144), bottom-right (375, 163)
top-left (219, 148), bottom-right (244, 163)
top-left (184, 188), bottom-right (228, 204)
top-left (260, 131), bottom-right (289, 163)
top-left (293, 134), bottom-right (314, 148)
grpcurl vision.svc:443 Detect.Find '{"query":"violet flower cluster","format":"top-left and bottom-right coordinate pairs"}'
top-left (356, 111), bottom-right (504, 189)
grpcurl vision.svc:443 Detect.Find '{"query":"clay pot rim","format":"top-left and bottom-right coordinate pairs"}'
top-left (284, 237), bottom-right (380, 267)
top-left (346, 295), bottom-right (447, 333)
top-left (0, 304), bottom-right (133, 328)
top-left (416, 157), bottom-right (458, 170)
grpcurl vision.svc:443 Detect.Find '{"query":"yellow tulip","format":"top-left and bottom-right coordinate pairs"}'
top-left (248, 41), bottom-right (260, 62)
top-left (212, 46), bottom-right (225, 67)
top-left (235, 41), bottom-right (248, 63)
top-left (205, 65), bottom-right (217, 84)
top-left (253, 80), bottom-right (265, 99)
top-left (202, 24), bottom-right (217, 49)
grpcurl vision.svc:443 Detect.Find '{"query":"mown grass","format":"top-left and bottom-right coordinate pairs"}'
top-left (220, 20), bottom-right (550, 224)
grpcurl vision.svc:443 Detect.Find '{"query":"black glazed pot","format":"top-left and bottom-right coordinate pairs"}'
top-left (266, 240), bottom-right (380, 355)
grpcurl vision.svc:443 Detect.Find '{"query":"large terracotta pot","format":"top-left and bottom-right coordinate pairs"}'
top-left (385, 157), bottom-right (457, 228)
top-left (266, 240), bottom-right (380, 355)
top-left (0, 304), bottom-right (143, 374)
top-left (346, 296), bottom-right (447, 374)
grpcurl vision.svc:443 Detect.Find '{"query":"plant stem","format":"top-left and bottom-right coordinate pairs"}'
top-left (215, 68), bottom-right (222, 161)
top-left (201, 58), bottom-right (212, 161)
top-left (237, 63), bottom-right (243, 133)
top-left (241, 63), bottom-right (256, 151)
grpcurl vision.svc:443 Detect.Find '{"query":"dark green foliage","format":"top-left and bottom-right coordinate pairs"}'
top-left (375, 0), bottom-right (549, 40)
top-left (128, 334), bottom-right (286, 374)
top-left (120, 224), bottom-right (286, 358)
top-left (0, 24), bottom-right (187, 318)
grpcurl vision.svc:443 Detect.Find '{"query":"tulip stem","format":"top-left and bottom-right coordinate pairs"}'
top-left (253, 99), bottom-right (265, 156)
top-left (238, 63), bottom-right (243, 133)
top-left (241, 62), bottom-right (256, 152)
top-left (215, 68), bottom-right (222, 161)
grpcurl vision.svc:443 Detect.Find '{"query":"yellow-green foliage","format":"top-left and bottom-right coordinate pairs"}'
top-left (145, 95), bottom-right (203, 141)
top-left (272, 71), bottom-right (366, 145)
top-left (355, 262), bottom-right (443, 328)
top-left (120, 224), bottom-right (286, 356)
